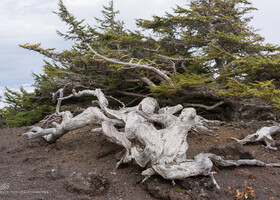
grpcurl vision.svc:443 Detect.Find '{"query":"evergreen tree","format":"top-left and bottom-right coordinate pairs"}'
top-left (94, 0), bottom-right (124, 34)
top-left (12, 0), bottom-right (280, 123)
top-left (0, 87), bottom-right (54, 127)
top-left (20, 0), bottom-right (163, 109)
top-left (138, 0), bottom-right (280, 83)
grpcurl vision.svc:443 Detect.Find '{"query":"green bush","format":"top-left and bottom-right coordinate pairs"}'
top-left (0, 87), bottom-right (54, 128)
top-left (215, 78), bottom-right (280, 108)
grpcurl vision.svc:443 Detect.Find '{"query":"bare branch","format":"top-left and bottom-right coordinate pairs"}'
top-left (106, 95), bottom-right (125, 108)
top-left (184, 101), bottom-right (225, 111)
top-left (231, 126), bottom-right (280, 150)
top-left (114, 90), bottom-right (149, 98)
top-left (84, 42), bottom-right (173, 85)
top-left (125, 71), bottom-right (156, 87)
top-left (52, 88), bottom-right (64, 114)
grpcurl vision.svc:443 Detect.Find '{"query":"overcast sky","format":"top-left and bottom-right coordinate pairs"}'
top-left (0, 0), bottom-right (280, 107)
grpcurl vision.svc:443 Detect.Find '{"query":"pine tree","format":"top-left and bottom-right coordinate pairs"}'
top-left (138, 0), bottom-right (280, 83)
top-left (94, 0), bottom-right (124, 34)
top-left (20, 0), bottom-right (161, 104)
top-left (15, 0), bottom-right (280, 123)
top-left (0, 87), bottom-right (54, 127)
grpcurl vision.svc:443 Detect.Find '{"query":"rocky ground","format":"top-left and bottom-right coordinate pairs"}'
top-left (0, 121), bottom-right (279, 200)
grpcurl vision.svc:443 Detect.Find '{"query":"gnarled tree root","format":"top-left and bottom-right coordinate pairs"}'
top-left (141, 153), bottom-right (280, 189)
top-left (231, 126), bottom-right (280, 150)
top-left (23, 108), bottom-right (122, 143)
top-left (22, 88), bottom-right (280, 189)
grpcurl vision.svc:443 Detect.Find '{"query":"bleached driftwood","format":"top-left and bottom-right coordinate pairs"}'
top-left (23, 88), bottom-right (280, 188)
top-left (231, 126), bottom-right (280, 150)
top-left (143, 153), bottom-right (280, 189)
top-left (105, 107), bottom-right (280, 188)
top-left (23, 88), bottom-right (122, 143)
top-left (23, 107), bottom-right (123, 143)
top-left (23, 89), bottom-right (160, 143)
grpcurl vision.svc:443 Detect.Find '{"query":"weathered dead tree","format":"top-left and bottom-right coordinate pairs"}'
top-left (232, 126), bottom-right (280, 150)
top-left (23, 89), bottom-right (280, 188)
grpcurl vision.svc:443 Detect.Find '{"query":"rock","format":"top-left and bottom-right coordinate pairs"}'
top-left (96, 149), bottom-right (113, 159)
top-left (144, 182), bottom-right (168, 200)
top-left (46, 168), bottom-right (63, 180)
top-left (169, 192), bottom-right (191, 200)
top-left (199, 177), bottom-right (215, 189)
top-left (65, 171), bottom-right (110, 196)
top-left (55, 143), bottom-right (63, 150)
top-left (143, 181), bottom-right (191, 200)
top-left (178, 179), bottom-right (194, 190)
top-left (209, 143), bottom-right (255, 160)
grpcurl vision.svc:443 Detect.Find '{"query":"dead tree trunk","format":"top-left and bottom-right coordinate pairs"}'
top-left (23, 88), bottom-right (280, 188)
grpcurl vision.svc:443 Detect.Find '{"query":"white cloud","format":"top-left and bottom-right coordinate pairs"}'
top-left (64, 0), bottom-right (103, 7)
top-left (250, 0), bottom-right (280, 45)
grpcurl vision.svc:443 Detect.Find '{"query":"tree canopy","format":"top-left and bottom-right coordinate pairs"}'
top-left (1, 0), bottom-right (280, 127)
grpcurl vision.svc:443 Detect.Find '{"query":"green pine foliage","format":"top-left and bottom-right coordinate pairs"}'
top-left (94, 0), bottom-right (124, 34)
top-left (3, 0), bottom-right (280, 127)
top-left (138, 0), bottom-right (280, 82)
top-left (0, 87), bottom-right (55, 128)
top-left (216, 78), bottom-right (280, 108)
top-left (20, 0), bottom-right (163, 101)
top-left (150, 73), bottom-right (211, 96)
top-left (137, 0), bottom-right (280, 109)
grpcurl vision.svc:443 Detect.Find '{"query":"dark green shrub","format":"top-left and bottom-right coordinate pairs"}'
top-left (0, 87), bottom-right (54, 128)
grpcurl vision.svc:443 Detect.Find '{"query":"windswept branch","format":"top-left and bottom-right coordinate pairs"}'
top-left (83, 42), bottom-right (173, 85)
top-left (125, 71), bottom-right (156, 87)
top-left (19, 44), bottom-right (76, 68)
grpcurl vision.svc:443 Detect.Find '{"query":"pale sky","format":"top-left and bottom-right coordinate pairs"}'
top-left (0, 0), bottom-right (280, 107)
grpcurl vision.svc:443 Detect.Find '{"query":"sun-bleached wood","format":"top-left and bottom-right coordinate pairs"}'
top-left (231, 126), bottom-right (280, 150)
top-left (23, 89), bottom-right (280, 188)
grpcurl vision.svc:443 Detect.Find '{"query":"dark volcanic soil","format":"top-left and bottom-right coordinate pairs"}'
top-left (0, 122), bottom-right (279, 200)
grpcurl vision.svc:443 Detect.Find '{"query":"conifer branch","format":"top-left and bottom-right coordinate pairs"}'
top-left (83, 42), bottom-right (173, 85)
